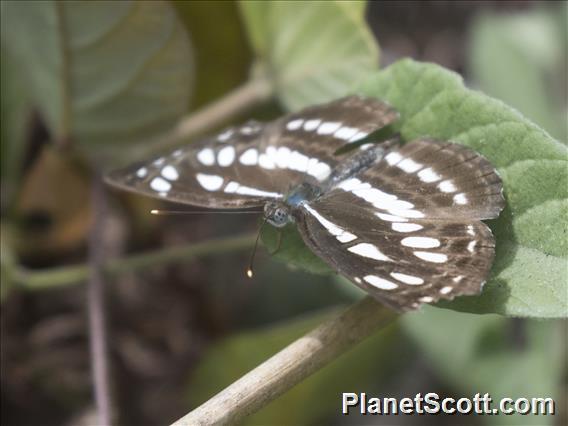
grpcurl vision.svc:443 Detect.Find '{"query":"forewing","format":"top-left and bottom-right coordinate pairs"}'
top-left (106, 96), bottom-right (399, 208)
top-left (296, 200), bottom-right (496, 311)
top-left (106, 121), bottom-right (288, 208)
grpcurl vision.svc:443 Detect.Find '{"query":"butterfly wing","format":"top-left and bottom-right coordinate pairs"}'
top-left (295, 139), bottom-right (505, 311)
top-left (105, 96), bottom-right (398, 208)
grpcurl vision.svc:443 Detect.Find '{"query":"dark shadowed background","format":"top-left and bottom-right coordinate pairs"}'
top-left (1, 1), bottom-right (566, 425)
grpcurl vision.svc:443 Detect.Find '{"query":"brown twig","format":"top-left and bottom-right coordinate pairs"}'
top-left (170, 296), bottom-right (398, 425)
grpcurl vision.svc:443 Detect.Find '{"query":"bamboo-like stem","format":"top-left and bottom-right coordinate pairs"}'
top-left (16, 233), bottom-right (256, 290)
top-left (142, 76), bottom-right (273, 155)
top-left (171, 296), bottom-right (398, 426)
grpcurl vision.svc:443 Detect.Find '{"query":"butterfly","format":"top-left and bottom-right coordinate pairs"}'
top-left (106, 96), bottom-right (505, 311)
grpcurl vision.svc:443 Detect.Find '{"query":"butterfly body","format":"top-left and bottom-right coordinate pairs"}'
top-left (107, 96), bottom-right (505, 312)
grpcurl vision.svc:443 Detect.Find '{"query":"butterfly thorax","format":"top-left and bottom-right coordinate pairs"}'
top-left (265, 183), bottom-right (323, 227)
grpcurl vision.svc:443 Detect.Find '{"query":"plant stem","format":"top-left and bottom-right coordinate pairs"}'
top-left (87, 172), bottom-right (113, 425)
top-left (143, 76), bottom-right (273, 155)
top-left (16, 234), bottom-right (256, 290)
top-left (171, 296), bottom-right (398, 426)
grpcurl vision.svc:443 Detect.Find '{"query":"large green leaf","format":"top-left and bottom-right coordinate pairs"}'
top-left (266, 59), bottom-right (567, 318)
top-left (2, 1), bottom-right (193, 159)
top-left (403, 307), bottom-right (563, 425)
top-left (239, 0), bottom-right (378, 110)
top-left (469, 7), bottom-right (567, 142)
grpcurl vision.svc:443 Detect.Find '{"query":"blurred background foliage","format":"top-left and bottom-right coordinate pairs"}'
top-left (0, 1), bottom-right (566, 426)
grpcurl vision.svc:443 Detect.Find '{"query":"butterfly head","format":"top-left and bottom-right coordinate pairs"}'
top-left (264, 202), bottom-right (292, 228)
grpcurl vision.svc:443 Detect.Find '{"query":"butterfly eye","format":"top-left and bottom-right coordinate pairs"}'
top-left (264, 204), bottom-right (289, 228)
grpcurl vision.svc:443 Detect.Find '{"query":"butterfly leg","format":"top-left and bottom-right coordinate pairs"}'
top-left (269, 230), bottom-right (283, 255)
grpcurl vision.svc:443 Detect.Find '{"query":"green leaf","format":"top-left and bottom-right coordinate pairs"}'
top-left (2, 1), bottom-right (193, 159)
top-left (358, 59), bottom-right (567, 317)
top-left (187, 309), bottom-right (406, 425)
top-left (239, 0), bottom-right (378, 110)
top-left (403, 307), bottom-right (563, 425)
top-left (469, 8), bottom-right (567, 141)
top-left (262, 224), bottom-right (330, 275)
top-left (264, 59), bottom-right (567, 318)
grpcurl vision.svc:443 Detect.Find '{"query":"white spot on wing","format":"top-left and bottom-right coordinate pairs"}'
top-left (197, 148), bottom-right (215, 166)
top-left (223, 181), bottom-right (281, 198)
top-left (454, 193), bottom-right (468, 205)
top-left (364, 275), bottom-right (398, 290)
top-left (354, 277), bottom-right (362, 284)
top-left (392, 223), bottom-right (423, 232)
top-left (217, 146), bottom-right (235, 167)
top-left (387, 209), bottom-right (425, 219)
top-left (224, 181), bottom-right (239, 193)
top-left (150, 177), bottom-right (171, 193)
top-left (335, 126), bottom-right (358, 140)
top-left (304, 119), bottom-right (321, 131)
top-left (337, 233), bottom-right (357, 243)
top-left (376, 213), bottom-right (408, 222)
top-left (287, 119), bottom-right (304, 130)
top-left (196, 173), bottom-right (223, 191)
top-left (440, 286), bottom-right (452, 294)
top-left (467, 225), bottom-right (475, 236)
top-left (467, 240), bottom-right (477, 252)
top-left (236, 186), bottom-right (281, 197)
top-left (419, 296), bottom-right (434, 303)
top-left (417, 167), bottom-right (441, 183)
top-left (153, 157), bottom-right (165, 166)
top-left (337, 178), bottom-right (364, 192)
top-left (136, 167), bottom-right (148, 178)
top-left (384, 152), bottom-right (402, 165)
top-left (390, 272), bottom-right (424, 285)
top-left (240, 125), bottom-right (258, 135)
top-left (317, 121), bottom-right (342, 135)
top-left (161, 165), bottom-right (179, 181)
top-left (401, 237), bottom-right (441, 249)
top-left (352, 187), bottom-right (401, 206)
top-left (239, 148), bottom-right (258, 165)
top-left (348, 243), bottom-right (391, 261)
top-left (303, 204), bottom-right (357, 244)
top-left (438, 180), bottom-right (457, 193)
top-left (307, 161), bottom-right (331, 181)
top-left (258, 153), bottom-right (276, 169)
top-left (276, 147), bottom-right (292, 168)
top-left (453, 275), bottom-right (464, 283)
top-left (349, 131), bottom-right (368, 143)
top-left (289, 151), bottom-right (309, 172)
top-left (217, 129), bottom-right (233, 142)
top-left (413, 251), bottom-right (448, 263)
top-left (338, 178), bottom-right (415, 211)
top-left (397, 158), bottom-right (422, 173)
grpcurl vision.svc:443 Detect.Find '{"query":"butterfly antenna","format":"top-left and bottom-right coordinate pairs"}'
top-left (150, 209), bottom-right (262, 215)
top-left (246, 217), bottom-right (268, 279)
